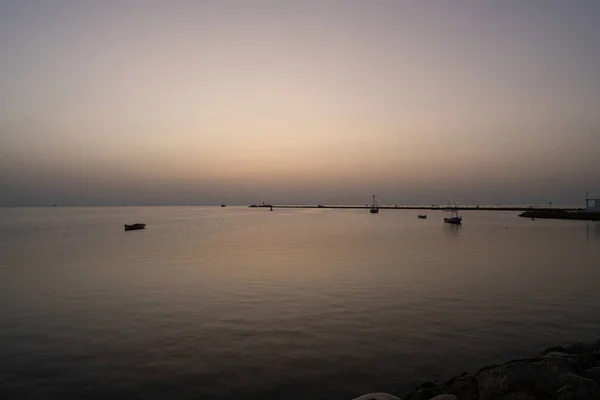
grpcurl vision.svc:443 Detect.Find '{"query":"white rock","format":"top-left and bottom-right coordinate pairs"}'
top-left (429, 395), bottom-right (458, 400)
top-left (352, 393), bottom-right (402, 400)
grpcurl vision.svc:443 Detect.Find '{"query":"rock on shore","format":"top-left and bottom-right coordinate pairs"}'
top-left (354, 341), bottom-right (600, 400)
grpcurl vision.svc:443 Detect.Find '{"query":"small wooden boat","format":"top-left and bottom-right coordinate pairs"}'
top-left (417, 214), bottom-right (427, 219)
top-left (124, 223), bottom-right (146, 231)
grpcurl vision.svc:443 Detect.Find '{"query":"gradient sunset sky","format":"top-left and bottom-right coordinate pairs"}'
top-left (1, 1), bottom-right (599, 206)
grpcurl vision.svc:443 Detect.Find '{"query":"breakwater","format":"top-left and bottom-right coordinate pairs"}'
top-left (518, 209), bottom-right (600, 221)
top-left (354, 341), bottom-right (600, 400)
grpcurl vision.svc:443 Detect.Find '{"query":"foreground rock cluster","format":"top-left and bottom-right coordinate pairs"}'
top-left (354, 341), bottom-right (600, 400)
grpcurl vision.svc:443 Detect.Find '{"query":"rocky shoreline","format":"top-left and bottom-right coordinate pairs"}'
top-left (354, 341), bottom-right (600, 400)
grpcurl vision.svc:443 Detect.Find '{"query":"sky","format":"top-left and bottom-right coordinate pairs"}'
top-left (1, 0), bottom-right (599, 206)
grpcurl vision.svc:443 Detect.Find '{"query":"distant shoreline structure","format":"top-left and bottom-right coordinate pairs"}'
top-left (248, 204), bottom-right (600, 220)
top-left (518, 209), bottom-right (600, 221)
top-left (250, 204), bottom-right (584, 212)
top-left (250, 193), bottom-right (600, 220)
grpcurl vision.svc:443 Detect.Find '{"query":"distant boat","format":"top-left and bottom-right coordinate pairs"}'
top-left (443, 201), bottom-right (462, 224)
top-left (221, 204), bottom-right (227, 207)
top-left (370, 195), bottom-right (379, 214)
top-left (418, 214), bottom-right (427, 219)
top-left (124, 223), bottom-right (146, 231)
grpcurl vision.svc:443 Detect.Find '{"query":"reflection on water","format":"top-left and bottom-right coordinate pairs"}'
top-left (586, 222), bottom-right (600, 241)
top-left (443, 223), bottom-right (462, 236)
top-left (0, 207), bottom-right (600, 399)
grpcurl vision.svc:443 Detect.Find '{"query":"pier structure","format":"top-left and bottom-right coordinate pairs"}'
top-left (585, 193), bottom-right (600, 212)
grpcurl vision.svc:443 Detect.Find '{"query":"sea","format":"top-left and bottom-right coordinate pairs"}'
top-left (1, 206), bottom-right (599, 399)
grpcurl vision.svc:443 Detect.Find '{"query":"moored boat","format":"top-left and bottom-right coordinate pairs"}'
top-left (370, 195), bottom-right (379, 214)
top-left (417, 214), bottom-right (427, 219)
top-left (124, 223), bottom-right (146, 231)
top-left (443, 201), bottom-right (462, 224)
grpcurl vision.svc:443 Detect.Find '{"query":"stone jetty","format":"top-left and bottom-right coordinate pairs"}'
top-left (518, 209), bottom-right (600, 221)
top-left (354, 341), bottom-right (600, 400)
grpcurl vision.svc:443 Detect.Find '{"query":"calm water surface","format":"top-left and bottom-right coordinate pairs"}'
top-left (1, 207), bottom-right (600, 399)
